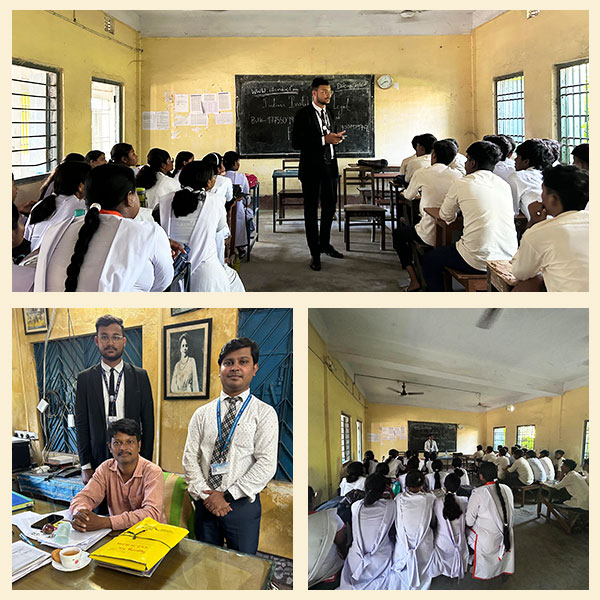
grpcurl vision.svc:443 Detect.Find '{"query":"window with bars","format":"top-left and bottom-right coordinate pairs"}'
top-left (495, 73), bottom-right (525, 143)
top-left (557, 60), bottom-right (589, 164)
top-left (341, 413), bottom-right (351, 464)
top-left (516, 424), bottom-right (536, 450)
top-left (12, 61), bottom-right (60, 181)
top-left (493, 426), bottom-right (506, 449)
top-left (356, 420), bottom-right (363, 461)
top-left (582, 420), bottom-right (589, 463)
top-left (91, 79), bottom-right (122, 155)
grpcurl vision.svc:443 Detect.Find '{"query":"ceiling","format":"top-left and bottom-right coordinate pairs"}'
top-left (104, 10), bottom-right (506, 38)
top-left (310, 308), bottom-right (589, 413)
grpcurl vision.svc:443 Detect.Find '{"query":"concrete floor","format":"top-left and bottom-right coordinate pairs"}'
top-left (240, 208), bottom-right (409, 292)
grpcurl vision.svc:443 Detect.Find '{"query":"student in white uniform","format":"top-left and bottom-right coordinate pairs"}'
top-left (34, 164), bottom-right (174, 292)
top-left (25, 161), bottom-right (91, 252)
top-left (512, 165), bottom-right (589, 292)
top-left (385, 450), bottom-right (403, 480)
top-left (505, 449), bottom-right (534, 488)
top-left (424, 434), bottom-right (439, 458)
top-left (339, 474), bottom-right (395, 590)
top-left (110, 142), bottom-right (139, 176)
top-left (482, 446), bottom-right (497, 462)
top-left (362, 450), bottom-right (379, 475)
top-left (553, 450), bottom-right (566, 480)
top-left (571, 143), bottom-right (589, 172)
top-left (544, 459), bottom-right (589, 510)
top-left (339, 462), bottom-right (367, 496)
top-left (397, 456), bottom-right (420, 492)
top-left (445, 138), bottom-right (467, 175)
top-left (425, 459), bottom-right (449, 493)
top-left (390, 470), bottom-right (435, 590)
top-left (538, 450), bottom-right (556, 481)
top-left (484, 134), bottom-right (515, 182)
top-left (543, 138), bottom-right (561, 166)
top-left (156, 161), bottom-right (245, 292)
top-left (466, 461), bottom-right (514, 580)
top-left (494, 447), bottom-right (511, 480)
top-left (84, 150), bottom-right (107, 168)
top-left (526, 450), bottom-right (547, 483)
top-left (12, 203), bottom-right (35, 292)
top-left (451, 457), bottom-right (471, 488)
top-left (404, 133), bottom-right (436, 183)
top-left (507, 138), bottom-right (554, 218)
top-left (422, 141), bottom-right (518, 291)
top-left (223, 150), bottom-right (255, 250)
top-left (173, 151), bottom-right (194, 182)
top-left (429, 472), bottom-right (469, 580)
top-left (136, 148), bottom-right (181, 209)
top-left (398, 136), bottom-right (419, 180)
top-left (473, 445), bottom-right (484, 460)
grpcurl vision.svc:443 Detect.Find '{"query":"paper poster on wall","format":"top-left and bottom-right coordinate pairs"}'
top-left (215, 112), bottom-right (234, 125)
top-left (142, 111), bottom-right (170, 130)
top-left (381, 426), bottom-right (396, 441)
top-left (367, 433), bottom-right (381, 442)
top-left (203, 93), bottom-right (219, 114)
top-left (397, 426), bottom-right (407, 440)
top-left (190, 113), bottom-right (209, 126)
top-left (190, 95), bottom-right (204, 113)
top-left (174, 94), bottom-right (189, 113)
top-left (218, 91), bottom-right (231, 111)
top-left (173, 114), bottom-right (190, 126)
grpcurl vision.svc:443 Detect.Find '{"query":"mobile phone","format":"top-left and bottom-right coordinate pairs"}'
top-left (31, 514), bottom-right (63, 530)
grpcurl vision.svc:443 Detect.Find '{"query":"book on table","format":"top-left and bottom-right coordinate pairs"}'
top-left (12, 491), bottom-right (34, 512)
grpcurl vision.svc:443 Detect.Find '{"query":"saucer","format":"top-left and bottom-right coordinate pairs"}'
top-left (51, 551), bottom-right (91, 572)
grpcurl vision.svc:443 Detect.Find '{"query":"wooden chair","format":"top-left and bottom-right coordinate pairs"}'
top-left (513, 483), bottom-right (540, 507)
top-left (343, 204), bottom-right (387, 251)
top-left (278, 158), bottom-right (303, 223)
top-left (343, 166), bottom-right (375, 206)
top-left (443, 267), bottom-right (488, 292)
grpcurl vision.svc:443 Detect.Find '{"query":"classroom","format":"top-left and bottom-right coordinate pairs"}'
top-left (12, 9), bottom-right (589, 292)
top-left (12, 308), bottom-right (293, 589)
top-left (308, 308), bottom-right (589, 589)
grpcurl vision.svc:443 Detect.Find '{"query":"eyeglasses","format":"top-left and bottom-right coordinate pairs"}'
top-left (111, 439), bottom-right (137, 448)
top-left (99, 335), bottom-right (124, 343)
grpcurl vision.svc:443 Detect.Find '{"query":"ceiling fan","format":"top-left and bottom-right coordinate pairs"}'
top-left (474, 393), bottom-right (491, 409)
top-left (386, 381), bottom-right (425, 396)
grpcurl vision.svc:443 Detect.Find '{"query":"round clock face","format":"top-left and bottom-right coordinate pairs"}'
top-left (377, 75), bottom-right (393, 89)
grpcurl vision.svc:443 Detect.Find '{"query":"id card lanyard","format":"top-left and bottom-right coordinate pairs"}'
top-left (101, 367), bottom-right (124, 421)
top-left (216, 394), bottom-right (252, 455)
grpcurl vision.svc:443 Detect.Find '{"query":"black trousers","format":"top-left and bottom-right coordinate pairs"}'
top-left (392, 224), bottom-right (430, 269)
top-left (194, 495), bottom-right (262, 555)
top-left (301, 164), bottom-right (338, 257)
top-left (421, 243), bottom-right (485, 291)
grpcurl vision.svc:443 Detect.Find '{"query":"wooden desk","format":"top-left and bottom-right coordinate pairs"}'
top-left (423, 207), bottom-right (463, 246)
top-left (13, 500), bottom-right (273, 590)
top-left (390, 181), bottom-right (420, 230)
top-left (486, 259), bottom-right (518, 292)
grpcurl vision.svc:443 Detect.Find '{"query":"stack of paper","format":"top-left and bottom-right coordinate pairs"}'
top-left (12, 541), bottom-right (51, 582)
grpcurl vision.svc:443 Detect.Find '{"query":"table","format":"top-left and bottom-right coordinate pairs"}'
top-left (423, 207), bottom-right (463, 246)
top-left (13, 500), bottom-right (273, 590)
top-left (16, 471), bottom-right (85, 503)
top-left (486, 259), bottom-right (518, 291)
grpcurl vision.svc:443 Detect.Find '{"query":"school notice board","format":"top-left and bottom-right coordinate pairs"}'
top-left (235, 74), bottom-right (375, 158)
top-left (407, 421), bottom-right (457, 453)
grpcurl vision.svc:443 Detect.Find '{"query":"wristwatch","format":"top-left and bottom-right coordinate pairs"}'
top-left (223, 490), bottom-right (234, 503)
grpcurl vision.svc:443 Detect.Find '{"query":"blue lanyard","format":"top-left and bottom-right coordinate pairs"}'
top-left (216, 394), bottom-right (252, 454)
top-left (101, 367), bottom-right (123, 402)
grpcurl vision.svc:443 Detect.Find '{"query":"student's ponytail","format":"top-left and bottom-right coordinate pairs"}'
top-left (442, 473), bottom-right (463, 521)
top-left (494, 480), bottom-right (511, 551)
top-left (432, 459), bottom-right (443, 490)
top-left (363, 473), bottom-right (386, 507)
top-left (64, 204), bottom-right (101, 291)
top-left (135, 165), bottom-right (158, 190)
top-left (29, 194), bottom-right (58, 225)
top-left (454, 467), bottom-right (465, 479)
top-left (173, 160), bottom-right (218, 219)
top-left (172, 187), bottom-right (206, 217)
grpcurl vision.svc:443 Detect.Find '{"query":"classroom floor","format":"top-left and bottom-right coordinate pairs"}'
top-left (241, 208), bottom-right (407, 292)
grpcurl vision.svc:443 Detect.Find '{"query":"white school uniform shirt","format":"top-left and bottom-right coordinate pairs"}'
top-left (546, 470), bottom-right (589, 510)
top-left (439, 170), bottom-right (518, 271)
top-left (423, 438), bottom-right (440, 455)
top-left (386, 457), bottom-right (403, 479)
top-left (448, 152), bottom-right (467, 176)
top-left (465, 482), bottom-right (514, 579)
top-left (390, 490), bottom-right (435, 590)
top-left (399, 153), bottom-right (416, 176)
top-left (429, 494), bottom-right (469, 579)
top-left (145, 171), bottom-right (181, 209)
top-left (494, 455), bottom-right (510, 480)
top-left (473, 450), bottom-right (484, 459)
top-left (12, 264), bottom-right (35, 292)
top-left (339, 476), bottom-right (366, 497)
top-left (158, 191), bottom-right (245, 293)
top-left (182, 389), bottom-right (278, 502)
top-left (453, 468), bottom-right (470, 487)
top-left (539, 456), bottom-right (555, 481)
top-left (425, 471), bottom-right (450, 492)
top-left (527, 457), bottom-right (547, 483)
top-left (339, 498), bottom-right (395, 590)
top-left (508, 167), bottom-right (543, 217)
top-left (225, 170), bottom-right (253, 247)
top-left (33, 213), bottom-right (174, 292)
top-left (308, 509), bottom-right (345, 587)
top-left (482, 452), bottom-right (497, 462)
top-left (24, 194), bottom-right (86, 252)
top-left (404, 154), bottom-right (431, 183)
top-left (511, 210), bottom-right (589, 291)
top-left (507, 456), bottom-right (534, 485)
top-left (494, 158), bottom-right (516, 183)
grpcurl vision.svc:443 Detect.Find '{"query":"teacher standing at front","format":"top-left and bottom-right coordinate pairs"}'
top-left (292, 77), bottom-right (346, 271)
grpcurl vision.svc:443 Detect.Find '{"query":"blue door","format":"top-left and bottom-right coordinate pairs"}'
top-left (32, 327), bottom-right (143, 454)
top-left (238, 309), bottom-right (293, 481)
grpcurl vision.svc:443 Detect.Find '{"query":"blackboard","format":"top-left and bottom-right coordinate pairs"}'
top-left (407, 421), bottom-right (457, 453)
top-left (235, 74), bottom-right (374, 158)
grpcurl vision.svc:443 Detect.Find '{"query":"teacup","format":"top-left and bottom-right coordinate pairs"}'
top-left (59, 546), bottom-right (82, 569)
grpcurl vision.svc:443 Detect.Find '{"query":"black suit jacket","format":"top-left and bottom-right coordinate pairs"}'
top-left (75, 362), bottom-right (155, 469)
top-left (291, 104), bottom-right (339, 181)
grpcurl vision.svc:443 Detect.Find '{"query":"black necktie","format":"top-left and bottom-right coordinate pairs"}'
top-left (207, 397), bottom-right (240, 489)
top-left (108, 368), bottom-right (116, 417)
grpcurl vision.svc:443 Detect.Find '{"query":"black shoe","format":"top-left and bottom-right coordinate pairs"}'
top-left (321, 245), bottom-right (344, 259)
top-left (309, 256), bottom-right (321, 271)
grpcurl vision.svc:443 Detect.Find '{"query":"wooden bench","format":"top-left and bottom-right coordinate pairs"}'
top-left (443, 267), bottom-right (488, 292)
top-left (514, 483), bottom-right (540, 507)
top-left (537, 494), bottom-right (589, 533)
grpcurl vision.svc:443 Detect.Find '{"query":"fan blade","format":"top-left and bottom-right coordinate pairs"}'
top-left (406, 391), bottom-right (425, 395)
top-left (476, 308), bottom-right (502, 329)
top-left (386, 387), bottom-right (402, 394)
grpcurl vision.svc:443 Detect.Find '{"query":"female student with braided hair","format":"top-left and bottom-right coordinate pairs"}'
top-left (429, 472), bottom-right (469, 579)
top-left (33, 163), bottom-right (173, 292)
top-left (25, 161), bottom-right (91, 251)
top-left (339, 473), bottom-right (395, 589)
top-left (156, 161), bottom-right (245, 292)
top-left (425, 459), bottom-right (449, 493)
top-left (465, 461), bottom-right (514, 580)
top-left (136, 148), bottom-right (180, 209)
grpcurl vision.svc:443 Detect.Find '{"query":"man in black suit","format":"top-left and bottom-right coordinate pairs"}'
top-left (292, 77), bottom-right (346, 271)
top-left (75, 314), bottom-right (154, 484)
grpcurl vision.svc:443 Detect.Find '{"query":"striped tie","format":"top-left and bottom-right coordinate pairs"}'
top-left (206, 396), bottom-right (240, 489)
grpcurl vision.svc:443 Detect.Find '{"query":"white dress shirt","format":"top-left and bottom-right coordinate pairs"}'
top-left (508, 167), bottom-right (543, 217)
top-left (546, 470), bottom-right (589, 510)
top-left (339, 476), bottom-right (366, 496)
top-left (145, 171), bottom-right (181, 210)
top-left (507, 457), bottom-right (534, 485)
top-left (404, 154), bottom-right (431, 183)
top-left (439, 170), bottom-right (518, 271)
top-left (493, 158), bottom-right (515, 183)
top-left (527, 457), bottom-right (547, 483)
top-left (406, 164), bottom-right (462, 246)
top-left (511, 210), bottom-right (589, 291)
top-left (448, 153), bottom-right (467, 176)
top-left (539, 456), bottom-right (555, 480)
top-left (494, 455), bottom-right (510, 480)
top-left (424, 439), bottom-right (439, 454)
top-left (182, 389), bottom-right (278, 502)
top-left (399, 153), bottom-right (416, 176)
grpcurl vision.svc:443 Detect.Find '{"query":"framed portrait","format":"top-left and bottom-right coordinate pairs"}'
top-left (23, 308), bottom-right (49, 335)
top-left (164, 318), bottom-right (212, 400)
top-left (170, 308), bottom-right (200, 317)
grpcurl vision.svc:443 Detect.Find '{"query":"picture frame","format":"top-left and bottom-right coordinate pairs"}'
top-left (23, 308), bottom-right (49, 335)
top-left (170, 308), bottom-right (200, 317)
top-left (164, 318), bottom-right (212, 400)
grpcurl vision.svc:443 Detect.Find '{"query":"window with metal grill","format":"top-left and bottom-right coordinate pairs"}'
top-left (341, 413), bottom-right (351, 464)
top-left (557, 60), bottom-right (589, 163)
top-left (516, 424), bottom-right (536, 450)
top-left (495, 73), bottom-right (525, 143)
top-left (493, 426), bottom-right (506, 449)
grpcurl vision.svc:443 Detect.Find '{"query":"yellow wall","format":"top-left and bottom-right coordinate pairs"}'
top-left (472, 10), bottom-right (589, 139)
top-left (308, 322), bottom-right (366, 502)
top-left (365, 403), bottom-right (484, 459)
top-left (484, 387), bottom-right (589, 465)
top-left (12, 308), bottom-right (238, 473)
